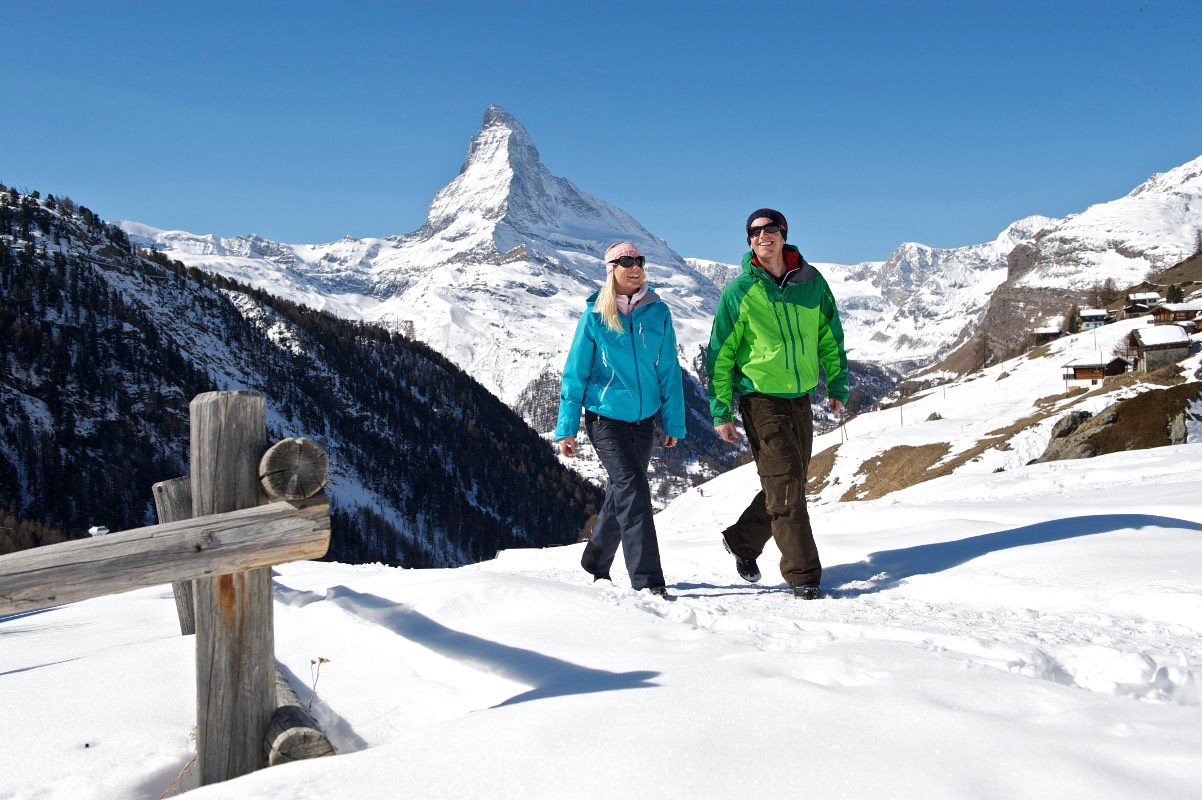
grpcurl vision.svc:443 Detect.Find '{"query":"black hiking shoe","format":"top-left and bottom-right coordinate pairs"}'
top-left (645, 586), bottom-right (672, 600)
top-left (592, 571), bottom-right (612, 583)
top-left (722, 536), bottom-right (761, 583)
top-left (792, 584), bottom-right (822, 601)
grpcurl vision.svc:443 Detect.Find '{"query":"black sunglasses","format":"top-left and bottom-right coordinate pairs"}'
top-left (749, 224), bottom-right (783, 238)
top-left (608, 255), bottom-right (645, 269)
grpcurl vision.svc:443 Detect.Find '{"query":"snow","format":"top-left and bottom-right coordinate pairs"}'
top-left (1187, 399), bottom-right (1202, 443)
top-left (1013, 155), bottom-right (1202, 290)
top-left (1133, 325), bottom-right (1190, 347)
top-left (805, 315), bottom-right (1200, 503)
top-left (4, 440), bottom-right (1202, 799)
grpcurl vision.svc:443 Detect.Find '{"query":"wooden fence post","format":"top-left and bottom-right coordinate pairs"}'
top-left (152, 477), bottom-right (196, 636)
top-left (190, 390), bottom-right (274, 785)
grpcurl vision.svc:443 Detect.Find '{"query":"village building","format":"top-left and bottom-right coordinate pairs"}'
top-left (1077, 308), bottom-right (1110, 330)
top-left (1130, 325), bottom-right (1192, 372)
top-left (1032, 326), bottom-right (1062, 345)
top-left (1150, 303), bottom-right (1202, 325)
top-left (1123, 292), bottom-right (1162, 319)
top-left (1061, 357), bottom-right (1129, 387)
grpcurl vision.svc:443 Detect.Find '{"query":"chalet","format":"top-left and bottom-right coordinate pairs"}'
top-left (1150, 303), bottom-right (1202, 325)
top-left (1061, 357), bottom-right (1129, 387)
top-left (1077, 308), bottom-right (1110, 330)
top-left (1032, 326), bottom-right (1062, 345)
top-left (1130, 325), bottom-right (1191, 371)
top-left (1123, 292), bottom-right (1162, 319)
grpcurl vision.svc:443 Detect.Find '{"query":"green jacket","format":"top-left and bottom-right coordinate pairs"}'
top-left (706, 245), bottom-right (848, 425)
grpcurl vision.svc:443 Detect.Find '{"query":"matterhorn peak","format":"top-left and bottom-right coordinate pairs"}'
top-left (457, 104), bottom-right (542, 178)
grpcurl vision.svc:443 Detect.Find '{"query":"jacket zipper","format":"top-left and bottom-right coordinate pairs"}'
top-left (781, 295), bottom-right (803, 393)
top-left (629, 313), bottom-right (644, 420)
top-left (769, 287), bottom-right (791, 373)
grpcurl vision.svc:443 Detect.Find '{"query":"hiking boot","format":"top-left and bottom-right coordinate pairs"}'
top-left (722, 536), bottom-right (761, 583)
top-left (592, 571), bottom-right (612, 583)
top-left (792, 584), bottom-right (822, 601)
top-left (645, 586), bottom-right (672, 599)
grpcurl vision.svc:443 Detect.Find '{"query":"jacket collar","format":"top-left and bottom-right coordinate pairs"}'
top-left (586, 286), bottom-right (661, 312)
top-left (742, 244), bottom-right (816, 286)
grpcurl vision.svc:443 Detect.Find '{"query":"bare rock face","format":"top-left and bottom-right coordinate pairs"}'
top-left (1033, 409), bottom-right (1112, 463)
top-left (1034, 383), bottom-right (1202, 464)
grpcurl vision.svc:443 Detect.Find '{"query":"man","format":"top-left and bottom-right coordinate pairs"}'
top-left (706, 208), bottom-right (848, 600)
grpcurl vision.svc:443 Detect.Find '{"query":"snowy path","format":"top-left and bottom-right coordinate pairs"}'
top-left (3, 446), bottom-right (1202, 799)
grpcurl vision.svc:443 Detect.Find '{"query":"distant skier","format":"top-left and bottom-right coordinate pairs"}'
top-left (556, 242), bottom-right (687, 599)
top-left (706, 209), bottom-right (848, 600)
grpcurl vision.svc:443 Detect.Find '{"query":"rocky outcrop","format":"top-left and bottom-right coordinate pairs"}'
top-left (1033, 383), bottom-right (1202, 463)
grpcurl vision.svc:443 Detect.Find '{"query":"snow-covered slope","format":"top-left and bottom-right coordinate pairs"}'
top-left (1013, 156), bottom-right (1202, 289)
top-left (5, 443), bottom-right (1202, 799)
top-left (807, 316), bottom-right (1202, 505)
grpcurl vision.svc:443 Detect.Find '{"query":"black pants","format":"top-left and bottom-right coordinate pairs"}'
top-left (722, 393), bottom-right (820, 587)
top-left (581, 411), bottom-right (665, 590)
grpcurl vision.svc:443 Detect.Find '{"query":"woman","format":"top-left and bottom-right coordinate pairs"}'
top-left (555, 242), bottom-right (687, 598)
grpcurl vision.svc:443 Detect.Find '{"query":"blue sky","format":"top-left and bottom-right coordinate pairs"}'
top-left (3, 0), bottom-right (1199, 265)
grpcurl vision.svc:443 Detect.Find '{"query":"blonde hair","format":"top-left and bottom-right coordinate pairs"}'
top-left (597, 243), bottom-right (628, 333)
top-left (596, 270), bottom-right (624, 333)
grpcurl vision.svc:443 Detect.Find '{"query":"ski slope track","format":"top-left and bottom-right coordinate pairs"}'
top-left (3, 439), bottom-right (1201, 799)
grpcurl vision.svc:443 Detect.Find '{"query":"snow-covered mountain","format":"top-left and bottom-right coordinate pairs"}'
top-left (123, 106), bottom-right (720, 408)
top-left (1012, 156), bottom-right (1202, 289)
top-left (123, 106), bottom-right (742, 499)
top-left (123, 109), bottom-right (1202, 420)
top-left (936, 156), bottom-right (1202, 371)
top-left (696, 156), bottom-right (1201, 376)
top-left (825, 216), bottom-right (1056, 371)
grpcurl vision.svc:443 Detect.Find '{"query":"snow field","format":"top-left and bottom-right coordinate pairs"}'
top-left (3, 443), bottom-right (1202, 799)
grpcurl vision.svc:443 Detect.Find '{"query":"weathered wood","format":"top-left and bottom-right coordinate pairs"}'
top-left (264, 706), bottom-right (337, 765)
top-left (275, 667), bottom-right (306, 708)
top-left (191, 390), bottom-right (275, 786)
top-left (152, 476), bottom-right (197, 635)
top-left (259, 437), bottom-right (329, 501)
top-left (0, 494), bottom-right (329, 615)
top-left (263, 668), bottom-right (336, 765)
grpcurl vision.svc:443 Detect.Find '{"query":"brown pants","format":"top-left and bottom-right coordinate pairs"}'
top-left (722, 393), bottom-right (821, 587)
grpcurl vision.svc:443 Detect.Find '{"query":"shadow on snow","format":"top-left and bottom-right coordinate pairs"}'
top-left (824, 513), bottom-right (1202, 598)
top-left (324, 586), bottom-right (660, 708)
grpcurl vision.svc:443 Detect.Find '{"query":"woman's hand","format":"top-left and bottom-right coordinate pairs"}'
top-left (559, 436), bottom-right (576, 457)
top-left (663, 436), bottom-right (678, 448)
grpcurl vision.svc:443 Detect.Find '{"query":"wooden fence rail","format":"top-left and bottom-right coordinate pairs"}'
top-left (0, 494), bottom-right (328, 614)
top-left (0, 390), bottom-right (336, 788)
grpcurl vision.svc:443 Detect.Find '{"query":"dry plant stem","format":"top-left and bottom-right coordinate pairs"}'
top-left (159, 755), bottom-right (197, 799)
top-left (308, 657), bottom-right (330, 713)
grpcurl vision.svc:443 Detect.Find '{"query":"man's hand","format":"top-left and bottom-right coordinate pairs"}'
top-left (559, 436), bottom-right (576, 456)
top-left (715, 422), bottom-right (740, 443)
top-left (830, 398), bottom-right (845, 414)
top-left (663, 435), bottom-right (678, 448)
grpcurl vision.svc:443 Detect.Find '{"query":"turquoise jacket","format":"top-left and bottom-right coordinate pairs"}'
top-left (556, 288), bottom-right (687, 440)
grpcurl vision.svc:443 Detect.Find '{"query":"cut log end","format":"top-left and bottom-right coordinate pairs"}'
top-left (258, 438), bottom-right (330, 501)
top-left (264, 705), bottom-right (337, 765)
